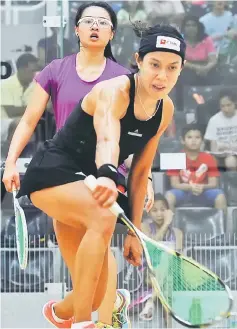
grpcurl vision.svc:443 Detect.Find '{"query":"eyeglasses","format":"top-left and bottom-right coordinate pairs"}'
top-left (77, 16), bottom-right (113, 29)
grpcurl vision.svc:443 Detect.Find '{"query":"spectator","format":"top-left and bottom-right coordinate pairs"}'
top-left (199, 1), bottom-right (234, 58)
top-left (115, 1), bottom-right (147, 66)
top-left (1, 53), bottom-right (38, 118)
top-left (182, 1), bottom-right (209, 19)
top-left (205, 89), bottom-right (237, 171)
top-left (165, 124), bottom-right (227, 212)
top-left (139, 193), bottom-right (183, 321)
top-left (116, 1), bottom-right (147, 24)
top-left (1, 53), bottom-right (38, 140)
top-left (180, 15), bottom-right (218, 85)
top-left (37, 27), bottom-right (74, 69)
top-left (144, 1), bottom-right (185, 27)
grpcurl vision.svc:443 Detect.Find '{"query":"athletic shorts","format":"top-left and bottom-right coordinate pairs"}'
top-left (17, 140), bottom-right (129, 225)
top-left (168, 188), bottom-right (224, 207)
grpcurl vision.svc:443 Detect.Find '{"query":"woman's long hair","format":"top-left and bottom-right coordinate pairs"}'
top-left (75, 1), bottom-right (117, 62)
top-left (181, 15), bottom-right (207, 43)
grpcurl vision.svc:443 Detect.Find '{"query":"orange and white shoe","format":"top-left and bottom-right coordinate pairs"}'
top-left (42, 300), bottom-right (73, 328)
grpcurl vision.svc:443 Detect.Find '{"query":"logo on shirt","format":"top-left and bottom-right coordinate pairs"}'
top-left (156, 36), bottom-right (180, 52)
top-left (108, 165), bottom-right (117, 173)
top-left (180, 163), bottom-right (208, 184)
top-left (128, 129), bottom-right (143, 137)
top-left (75, 171), bottom-right (86, 176)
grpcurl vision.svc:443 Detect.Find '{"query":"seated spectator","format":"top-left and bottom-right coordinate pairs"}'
top-left (1, 53), bottom-right (38, 141)
top-left (180, 15), bottom-right (218, 85)
top-left (165, 124), bottom-right (227, 212)
top-left (37, 27), bottom-right (74, 69)
top-left (115, 1), bottom-right (147, 66)
top-left (116, 1), bottom-right (147, 24)
top-left (225, 14), bottom-right (237, 66)
top-left (139, 193), bottom-right (183, 321)
top-left (143, 1), bottom-right (185, 27)
top-left (182, 1), bottom-right (209, 18)
top-left (204, 89), bottom-right (237, 171)
top-left (199, 1), bottom-right (234, 60)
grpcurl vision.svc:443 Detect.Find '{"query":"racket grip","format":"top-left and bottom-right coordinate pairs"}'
top-left (84, 175), bottom-right (124, 217)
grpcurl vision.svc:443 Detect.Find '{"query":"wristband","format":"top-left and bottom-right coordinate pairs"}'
top-left (97, 164), bottom-right (118, 185)
top-left (148, 176), bottom-right (152, 182)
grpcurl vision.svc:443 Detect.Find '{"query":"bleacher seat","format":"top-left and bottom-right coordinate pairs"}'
top-left (173, 111), bottom-right (187, 138)
top-left (186, 247), bottom-right (237, 290)
top-left (231, 209), bottom-right (237, 236)
top-left (159, 137), bottom-right (182, 153)
top-left (174, 208), bottom-right (225, 245)
top-left (222, 172), bottom-right (237, 206)
top-left (1, 207), bottom-right (54, 248)
top-left (184, 86), bottom-right (222, 112)
top-left (152, 137), bottom-right (182, 171)
top-left (0, 249), bottom-right (54, 292)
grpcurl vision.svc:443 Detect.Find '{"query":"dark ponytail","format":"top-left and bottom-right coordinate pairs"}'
top-left (104, 43), bottom-right (117, 62)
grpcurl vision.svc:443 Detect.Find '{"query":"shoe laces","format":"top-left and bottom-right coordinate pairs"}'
top-left (112, 309), bottom-right (126, 328)
top-left (95, 321), bottom-right (113, 328)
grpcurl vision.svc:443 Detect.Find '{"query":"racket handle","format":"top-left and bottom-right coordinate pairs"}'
top-left (84, 175), bottom-right (124, 217)
top-left (12, 183), bottom-right (17, 198)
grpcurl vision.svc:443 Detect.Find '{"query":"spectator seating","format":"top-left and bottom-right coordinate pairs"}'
top-left (1, 207), bottom-right (54, 248)
top-left (0, 249), bottom-right (54, 292)
top-left (187, 246), bottom-right (237, 290)
top-left (183, 85), bottom-right (221, 113)
top-left (222, 172), bottom-right (237, 206)
top-left (174, 208), bottom-right (225, 245)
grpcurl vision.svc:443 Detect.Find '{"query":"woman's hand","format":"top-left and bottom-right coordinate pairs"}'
top-left (92, 177), bottom-right (118, 208)
top-left (123, 234), bottom-right (143, 266)
top-left (2, 161), bottom-right (20, 192)
top-left (145, 179), bottom-right (154, 213)
top-left (163, 209), bottom-right (174, 226)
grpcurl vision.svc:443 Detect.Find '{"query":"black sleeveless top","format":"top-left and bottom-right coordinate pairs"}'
top-left (52, 74), bottom-right (163, 173)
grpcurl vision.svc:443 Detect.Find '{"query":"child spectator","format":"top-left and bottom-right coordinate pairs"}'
top-left (165, 124), bottom-right (227, 211)
top-left (139, 193), bottom-right (183, 321)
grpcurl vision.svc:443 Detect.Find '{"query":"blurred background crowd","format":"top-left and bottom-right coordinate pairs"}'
top-left (1, 1), bottom-right (237, 328)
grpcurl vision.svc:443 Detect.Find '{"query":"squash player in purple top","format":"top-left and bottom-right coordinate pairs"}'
top-left (2, 2), bottom-right (132, 328)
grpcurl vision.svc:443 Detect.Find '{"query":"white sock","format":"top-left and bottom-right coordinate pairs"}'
top-left (71, 321), bottom-right (93, 328)
top-left (51, 304), bottom-right (64, 323)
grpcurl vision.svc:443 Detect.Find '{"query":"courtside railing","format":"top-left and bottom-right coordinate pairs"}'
top-left (1, 234), bottom-right (237, 328)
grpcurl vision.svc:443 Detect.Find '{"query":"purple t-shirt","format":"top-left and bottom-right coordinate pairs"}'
top-left (35, 53), bottom-right (130, 130)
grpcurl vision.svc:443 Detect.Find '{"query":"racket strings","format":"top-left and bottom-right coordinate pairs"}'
top-left (145, 241), bottom-right (231, 325)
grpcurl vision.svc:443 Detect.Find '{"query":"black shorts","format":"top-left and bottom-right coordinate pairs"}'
top-left (18, 140), bottom-right (130, 225)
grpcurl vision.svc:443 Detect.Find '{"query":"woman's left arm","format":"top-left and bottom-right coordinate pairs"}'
top-left (204, 54), bottom-right (217, 71)
top-left (127, 98), bottom-right (174, 229)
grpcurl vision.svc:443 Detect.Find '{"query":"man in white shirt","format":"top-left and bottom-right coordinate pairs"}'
top-left (205, 89), bottom-right (237, 170)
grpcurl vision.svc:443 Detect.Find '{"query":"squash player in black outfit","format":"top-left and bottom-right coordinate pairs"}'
top-left (4, 24), bottom-right (186, 329)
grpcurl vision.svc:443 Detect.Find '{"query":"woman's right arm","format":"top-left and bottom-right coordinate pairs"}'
top-left (3, 83), bottom-right (50, 192)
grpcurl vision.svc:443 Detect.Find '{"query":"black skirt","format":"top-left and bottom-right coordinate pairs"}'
top-left (17, 140), bottom-right (129, 225)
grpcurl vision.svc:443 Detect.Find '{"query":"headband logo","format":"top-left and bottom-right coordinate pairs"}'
top-left (156, 36), bottom-right (180, 52)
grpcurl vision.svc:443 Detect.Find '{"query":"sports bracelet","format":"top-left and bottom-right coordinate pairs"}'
top-left (97, 164), bottom-right (118, 186)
